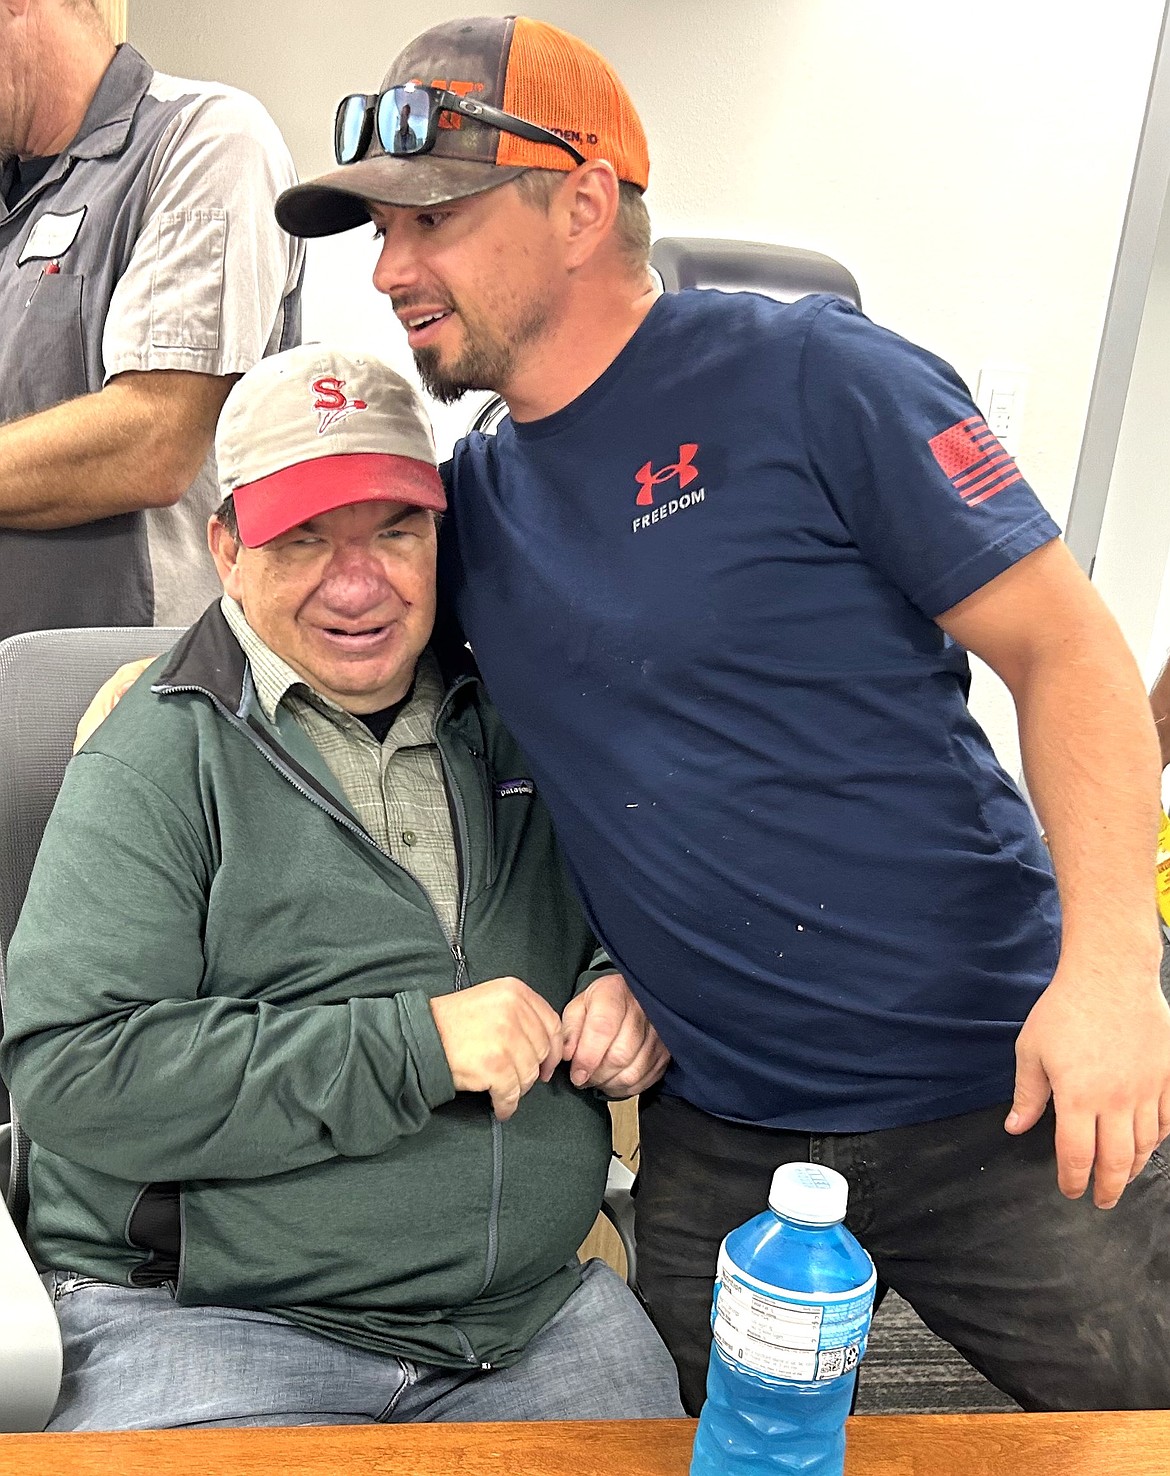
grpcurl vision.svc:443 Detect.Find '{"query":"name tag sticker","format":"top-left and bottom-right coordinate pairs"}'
top-left (18, 206), bottom-right (87, 266)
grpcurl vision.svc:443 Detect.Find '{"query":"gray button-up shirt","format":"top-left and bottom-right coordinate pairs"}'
top-left (0, 45), bottom-right (305, 640)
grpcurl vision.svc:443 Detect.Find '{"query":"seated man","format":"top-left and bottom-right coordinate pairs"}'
top-left (0, 345), bottom-right (681, 1431)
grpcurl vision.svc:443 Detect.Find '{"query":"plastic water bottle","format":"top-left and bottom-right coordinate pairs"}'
top-left (690, 1162), bottom-right (876, 1476)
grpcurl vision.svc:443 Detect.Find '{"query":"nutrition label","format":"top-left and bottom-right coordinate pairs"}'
top-left (711, 1248), bottom-right (875, 1383)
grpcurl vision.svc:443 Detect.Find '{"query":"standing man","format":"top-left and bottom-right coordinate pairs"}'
top-left (284, 16), bottom-right (1165, 1413)
top-left (0, 0), bottom-right (304, 639)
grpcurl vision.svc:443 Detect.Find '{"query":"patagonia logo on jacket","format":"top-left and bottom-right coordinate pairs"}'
top-left (496, 779), bottom-right (535, 799)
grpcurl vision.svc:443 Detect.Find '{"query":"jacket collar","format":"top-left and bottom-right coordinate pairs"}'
top-left (155, 602), bottom-right (253, 714)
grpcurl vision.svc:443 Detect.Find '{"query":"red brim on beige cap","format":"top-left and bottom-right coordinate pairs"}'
top-left (234, 452), bottom-right (446, 548)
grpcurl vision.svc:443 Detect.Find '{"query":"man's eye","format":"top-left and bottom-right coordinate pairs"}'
top-left (416, 211), bottom-right (448, 230)
top-left (372, 226), bottom-right (385, 241)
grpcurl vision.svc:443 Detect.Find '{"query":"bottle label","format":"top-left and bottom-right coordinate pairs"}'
top-left (711, 1246), bottom-right (876, 1384)
top-left (1157, 811), bottom-right (1170, 927)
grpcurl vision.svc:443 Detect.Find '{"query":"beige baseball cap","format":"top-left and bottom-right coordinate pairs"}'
top-left (216, 345), bottom-right (446, 548)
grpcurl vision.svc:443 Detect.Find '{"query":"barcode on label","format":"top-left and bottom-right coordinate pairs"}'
top-left (817, 1347), bottom-right (845, 1380)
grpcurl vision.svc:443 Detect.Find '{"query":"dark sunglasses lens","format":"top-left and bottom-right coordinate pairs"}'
top-left (379, 87), bottom-right (431, 155)
top-left (335, 96), bottom-right (370, 165)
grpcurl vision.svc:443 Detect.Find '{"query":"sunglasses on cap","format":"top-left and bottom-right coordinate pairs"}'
top-left (334, 84), bottom-right (587, 169)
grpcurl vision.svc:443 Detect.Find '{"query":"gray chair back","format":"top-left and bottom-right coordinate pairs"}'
top-left (0, 627), bottom-right (183, 1221)
top-left (651, 236), bottom-right (862, 307)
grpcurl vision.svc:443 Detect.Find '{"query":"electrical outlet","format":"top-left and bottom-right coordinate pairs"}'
top-left (975, 367), bottom-right (1028, 456)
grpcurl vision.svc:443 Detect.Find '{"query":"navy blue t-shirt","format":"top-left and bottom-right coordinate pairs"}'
top-left (443, 290), bottom-right (1062, 1132)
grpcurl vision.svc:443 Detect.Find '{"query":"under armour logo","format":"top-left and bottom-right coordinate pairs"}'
top-left (635, 444), bottom-right (700, 506)
top-left (312, 376), bottom-right (368, 436)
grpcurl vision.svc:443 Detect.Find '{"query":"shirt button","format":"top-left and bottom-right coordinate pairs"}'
top-left (402, 830), bottom-right (417, 846)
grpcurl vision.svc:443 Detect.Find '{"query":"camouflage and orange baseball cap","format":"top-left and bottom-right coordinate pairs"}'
top-left (275, 15), bottom-right (649, 237)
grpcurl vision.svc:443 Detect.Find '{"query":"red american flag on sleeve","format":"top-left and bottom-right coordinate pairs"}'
top-left (927, 415), bottom-right (1023, 506)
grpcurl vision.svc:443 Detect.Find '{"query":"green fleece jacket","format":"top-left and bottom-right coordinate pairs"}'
top-left (0, 605), bottom-right (611, 1369)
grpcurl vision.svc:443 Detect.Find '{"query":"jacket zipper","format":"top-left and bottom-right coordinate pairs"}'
top-left (433, 676), bottom-right (476, 983)
top-left (433, 688), bottom-right (503, 1323)
top-left (157, 677), bottom-right (498, 1363)
top-left (156, 681), bottom-right (466, 966)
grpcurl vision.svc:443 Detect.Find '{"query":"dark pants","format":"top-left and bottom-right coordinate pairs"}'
top-left (635, 1091), bottom-right (1170, 1415)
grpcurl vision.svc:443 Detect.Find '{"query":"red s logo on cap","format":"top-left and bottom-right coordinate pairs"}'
top-left (312, 376), bottom-right (368, 435)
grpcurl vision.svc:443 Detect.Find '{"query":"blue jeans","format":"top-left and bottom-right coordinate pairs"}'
top-left (43, 1258), bottom-right (683, 1430)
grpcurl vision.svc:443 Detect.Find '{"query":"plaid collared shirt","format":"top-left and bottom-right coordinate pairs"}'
top-left (222, 596), bottom-right (459, 939)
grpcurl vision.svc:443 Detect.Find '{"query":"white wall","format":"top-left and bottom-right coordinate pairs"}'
top-left (129, 0), bottom-right (1167, 763)
top-left (1095, 166), bottom-right (1170, 683)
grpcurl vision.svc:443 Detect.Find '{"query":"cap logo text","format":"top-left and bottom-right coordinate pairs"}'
top-left (312, 376), bottom-right (368, 436)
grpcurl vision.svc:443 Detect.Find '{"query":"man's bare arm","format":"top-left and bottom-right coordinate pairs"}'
top-left (0, 370), bottom-right (236, 529)
top-left (937, 537), bottom-right (1170, 1209)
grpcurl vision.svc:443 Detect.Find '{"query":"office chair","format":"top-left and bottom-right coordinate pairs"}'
top-left (650, 235), bottom-right (861, 307)
top-left (0, 626), bottom-right (183, 1432)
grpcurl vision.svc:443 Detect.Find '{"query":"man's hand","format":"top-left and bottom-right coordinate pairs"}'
top-left (430, 976), bottom-right (564, 1121)
top-left (937, 540), bottom-right (1169, 1209)
top-left (1006, 956), bottom-right (1170, 1208)
top-left (73, 657), bottom-right (154, 752)
top-left (561, 972), bottom-right (670, 1098)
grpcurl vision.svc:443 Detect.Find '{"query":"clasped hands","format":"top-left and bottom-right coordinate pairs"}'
top-left (430, 972), bottom-right (670, 1121)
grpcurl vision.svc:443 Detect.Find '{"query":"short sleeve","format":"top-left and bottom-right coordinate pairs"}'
top-left (799, 297), bottom-right (1061, 617)
top-left (102, 87), bottom-right (305, 381)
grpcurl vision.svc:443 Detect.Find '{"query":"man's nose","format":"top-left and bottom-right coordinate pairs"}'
top-left (372, 225), bottom-right (420, 298)
top-left (319, 545), bottom-right (394, 611)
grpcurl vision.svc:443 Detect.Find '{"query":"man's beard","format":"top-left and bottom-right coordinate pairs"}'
top-left (409, 296), bottom-right (551, 406)
top-left (413, 337), bottom-right (511, 406)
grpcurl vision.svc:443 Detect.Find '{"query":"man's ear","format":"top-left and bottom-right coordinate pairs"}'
top-left (208, 515), bottom-right (244, 600)
top-left (560, 160), bottom-right (621, 271)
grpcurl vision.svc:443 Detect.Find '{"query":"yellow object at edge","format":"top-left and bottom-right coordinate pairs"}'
top-left (1157, 811), bottom-right (1170, 927)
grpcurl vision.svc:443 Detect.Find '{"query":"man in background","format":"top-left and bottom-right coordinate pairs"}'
top-left (274, 16), bottom-right (1170, 1414)
top-left (0, 0), bottom-right (304, 640)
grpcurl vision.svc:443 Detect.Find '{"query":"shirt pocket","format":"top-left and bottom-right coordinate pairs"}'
top-left (15, 270), bottom-right (87, 413)
top-left (150, 208), bottom-right (226, 351)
